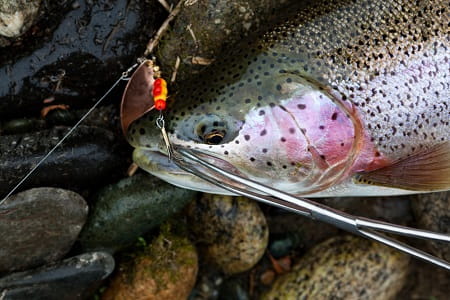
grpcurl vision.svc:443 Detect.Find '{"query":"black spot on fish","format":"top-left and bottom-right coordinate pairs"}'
top-left (139, 128), bottom-right (145, 135)
top-left (260, 129), bottom-right (267, 136)
top-left (289, 128), bottom-right (295, 134)
top-left (262, 148), bottom-right (268, 153)
top-left (332, 112), bottom-right (338, 120)
top-left (280, 137), bottom-right (286, 142)
top-left (267, 161), bottom-right (273, 166)
top-left (244, 135), bottom-right (250, 141)
top-left (250, 157), bottom-right (255, 162)
top-left (298, 104), bottom-right (306, 109)
top-left (319, 125), bottom-right (325, 130)
top-left (259, 110), bottom-right (265, 116)
top-left (245, 98), bottom-right (251, 103)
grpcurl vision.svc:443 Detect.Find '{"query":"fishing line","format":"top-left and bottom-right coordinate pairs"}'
top-left (0, 63), bottom-right (139, 206)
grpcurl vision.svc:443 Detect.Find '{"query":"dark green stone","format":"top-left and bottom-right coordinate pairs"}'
top-left (79, 173), bottom-right (197, 253)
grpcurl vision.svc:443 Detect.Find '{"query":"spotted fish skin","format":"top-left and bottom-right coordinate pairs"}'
top-left (128, 0), bottom-right (450, 196)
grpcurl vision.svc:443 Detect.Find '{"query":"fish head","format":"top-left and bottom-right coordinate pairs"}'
top-left (128, 50), bottom-right (359, 195)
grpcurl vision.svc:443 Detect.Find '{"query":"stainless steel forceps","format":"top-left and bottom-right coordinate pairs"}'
top-left (172, 147), bottom-right (450, 271)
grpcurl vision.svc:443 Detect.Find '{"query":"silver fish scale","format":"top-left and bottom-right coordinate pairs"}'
top-left (261, 0), bottom-right (450, 160)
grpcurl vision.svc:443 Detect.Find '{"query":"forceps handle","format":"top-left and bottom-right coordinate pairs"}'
top-left (356, 217), bottom-right (450, 243)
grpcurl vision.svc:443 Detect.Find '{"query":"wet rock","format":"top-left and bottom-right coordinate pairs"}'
top-left (79, 173), bottom-right (197, 253)
top-left (322, 196), bottom-right (413, 224)
top-left (0, 125), bottom-right (128, 197)
top-left (187, 194), bottom-right (268, 275)
top-left (268, 232), bottom-right (303, 259)
top-left (0, 252), bottom-right (114, 300)
top-left (397, 260), bottom-right (450, 300)
top-left (266, 207), bottom-right (338, 251)
top-left (0, 0), bottom-right (42, 38)
top-left (266, 195), bottom-right (413, 252)
top-left (1, 117), bottom-right (46, 134)
top-left (0, 188), bottom-right (88, 274)
top-left (156, 0), bottom-right (303, 81)
top-left (0, 0), bottom-right (161, 119)
top-left (263, 235), bottom-right (410, 300)
top-left (1, 105), bottom-right (120, 135)
top-left (411, 191), bottom-right (450, 261)
top-left (188, 270), bottom-right (224, 300)
top-left (102, 224), bottom-right (198, 300)
top-left (218, 277), bottom-right (250, 300)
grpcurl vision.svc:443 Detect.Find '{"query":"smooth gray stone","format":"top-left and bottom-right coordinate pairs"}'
top-left (0, 188), bottom-right (88, 274)
top-left (0, 252), bottom-right (114, 300)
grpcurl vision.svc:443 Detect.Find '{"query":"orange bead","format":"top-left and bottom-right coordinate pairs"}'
top-left (155, 99), bottom-right (166, 110)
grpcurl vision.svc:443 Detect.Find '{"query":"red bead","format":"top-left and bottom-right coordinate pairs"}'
top-left (154, 78), bottom-right (163, 87)
top-left (155, 99), bottom-right (166, 110)
top-left (153, 86), bottom-right (162, 96)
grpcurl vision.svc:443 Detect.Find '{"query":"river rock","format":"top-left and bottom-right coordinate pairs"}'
top-left (411, 191), bottom-right (450, 261)
top-left (0, 125), bottom-right (128, 197)
top-left (0, 252), bottom-right (114, 300)
top-left (0, 187), bottom-right (88, 275)
top-left (79, 173), bottom-right (198, 253)
top-left (156, 0), bottom-right (304, 82)
top-left (263, 235), bottom-right (410, 300)
top-left (0, 0), bottom-right (42, 38)
top-left (101, 224), bottom-right (198, 300)
top-left (0, 0), bottom-right (161, 119)
top-left (187, 194), bottom-right (268, 275)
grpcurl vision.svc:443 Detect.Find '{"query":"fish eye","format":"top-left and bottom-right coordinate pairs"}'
top-left (194, 116), bottom-right (229, 145)
top-left (203, 130), bottom-right (226, 144)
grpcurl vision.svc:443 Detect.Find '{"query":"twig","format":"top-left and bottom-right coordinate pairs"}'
top-left (144, 0), bottom-right (185, 56)
top-left (170, 56), bottom-right (181, 83)
top-left (186, 24), bottom-right (198, 47)
top-left (192, 56), bottom-right (214, 65)
top-left (127, 163), bottom-right (139, 176)
top-left (157, 0), bottom-right (171, 13)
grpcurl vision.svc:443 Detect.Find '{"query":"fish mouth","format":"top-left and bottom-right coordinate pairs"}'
top-left (133, 148), bottom-right (239, 195)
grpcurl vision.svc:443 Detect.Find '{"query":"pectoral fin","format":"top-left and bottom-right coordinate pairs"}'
top-left (354, 142), bottom-right (450, 191)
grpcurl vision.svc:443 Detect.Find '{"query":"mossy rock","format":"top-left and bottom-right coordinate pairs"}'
top-left (101, 224), bottom-right (198, 300)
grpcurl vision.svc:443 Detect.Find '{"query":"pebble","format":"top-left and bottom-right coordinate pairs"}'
top-left (0, 187), bottom-right (88, 275)
top-left (187, 194), bottom-right (268, 275)
top-left (0, 252), bottom-right (114, 300)
top-left (101, 224), bottom-right (198, 300)
top-left (79, 173), bottom-right (198, 253)
top-left (0, 0), bottom-right (42, 38)
top-left (0, 125), bottom-right (127, 197)
top-left (263, 235), bottom-right (410, 300)
top-left (411, 191), bottom-right (450, 261)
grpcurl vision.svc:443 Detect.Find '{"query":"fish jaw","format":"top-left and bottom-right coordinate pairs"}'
top-left (132, 148), bottom-right (239, 195)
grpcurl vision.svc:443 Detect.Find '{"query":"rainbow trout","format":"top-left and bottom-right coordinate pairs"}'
top-left (128, 0), bottom-right (450, 197)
